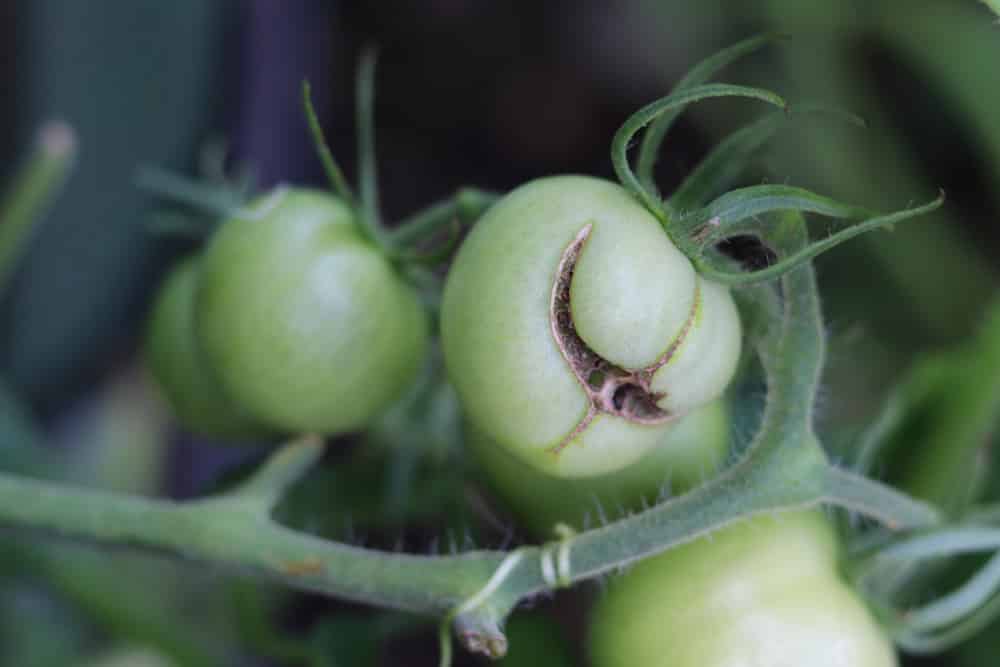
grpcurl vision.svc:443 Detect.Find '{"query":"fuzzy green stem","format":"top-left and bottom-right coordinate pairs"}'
top-left (387, 188), bottom-right (500, 247)
top-left (0, 466), bottom-right (504, 616)
top-left (0, 121), bottom-right (76, 295)
top-left (302, 81), bottom-right (355, 207)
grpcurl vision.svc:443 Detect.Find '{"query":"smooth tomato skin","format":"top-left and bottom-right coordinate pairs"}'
top-left (589, 511), bottom-right (897, 667)
top-left (145, 256), bottom-right (271, 439)
top-left (469, 400), bottom-right (728, 537)
top-left (442, 175), bottom-right (740, 478)
top-left (196, 188), bottom-right (428, 435)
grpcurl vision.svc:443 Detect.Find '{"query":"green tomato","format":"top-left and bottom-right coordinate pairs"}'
top-left (589, 511), bottom-right (897, 667)
top-left (196, 188), bottom-right (429, 434)
top-left (442, 175), bottom-right (740, 478)
top-left (469, 400), bottom-right (728, 537)
top-left (145, 256), bottom-right (270, 439)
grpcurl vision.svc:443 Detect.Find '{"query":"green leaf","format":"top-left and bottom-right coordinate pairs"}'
top-left (856, 297), bottom-right (1000, 516)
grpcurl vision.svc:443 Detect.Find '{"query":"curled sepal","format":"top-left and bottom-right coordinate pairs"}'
top-left (636, 33), bottom-right (776, 196)
top-left (611, 83), bottom-right (786, 229)
top-left (679, 184), bottom-right (874, 244)
top-left (689, 192), bottom-right (945, 286)
top-left (668, 106), bottom-right (867, 215)
top-left (668, 114), bottom-right (786, 216)
top-left (854, 525), bottom-right (1000, 653)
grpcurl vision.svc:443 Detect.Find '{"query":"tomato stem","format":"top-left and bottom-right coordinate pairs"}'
top-left (0, 121), bottom-right (76, 298)
top-left (356, 47), bottom-right (383, 239)
top-left (389, 188), bottom-right (499, 245)
top-left (301, 80), bottom-right (356, 207)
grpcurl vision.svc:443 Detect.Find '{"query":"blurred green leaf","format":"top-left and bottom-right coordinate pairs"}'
top-left (8, 0), bottom-right (240, 410)
top-left (856, 296), bottom-right (1000, 515)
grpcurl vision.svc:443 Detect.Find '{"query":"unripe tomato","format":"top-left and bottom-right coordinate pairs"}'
top-left (589, 511), bottom-right (897, 667)
top-left (469, 400), bottom-right (728, 537)
top-left (442, 176), bottom-right (740, 478)
top-left (196, 188), bottom-right (428, 435)
top-left (145, 256), bottom-right (270, 439)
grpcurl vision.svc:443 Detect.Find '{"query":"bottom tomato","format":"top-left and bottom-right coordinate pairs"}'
top-left (468, 400), bottom-right (728, 537)
top-left (588, 511), bottom-right (896, 667)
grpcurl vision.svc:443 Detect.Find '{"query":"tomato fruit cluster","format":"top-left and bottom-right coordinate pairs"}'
top-left (146, 188), bottom-right (428, 438)
top-left (443, 175), bottom-right (741, 478)
top-left (588, 511), bottom-right (898, 667)
top-left (139, 36), bottom-right (931, 664)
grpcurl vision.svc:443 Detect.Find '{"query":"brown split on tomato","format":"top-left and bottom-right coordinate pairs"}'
top-left (547, 223), bottom-right (701, 455)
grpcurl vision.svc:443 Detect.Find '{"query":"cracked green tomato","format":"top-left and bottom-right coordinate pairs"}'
top-left (442, 175), bottom-right (740, 477)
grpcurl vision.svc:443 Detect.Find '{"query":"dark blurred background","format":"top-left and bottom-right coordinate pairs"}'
top-left (1, 1), bottom-right (999, 665)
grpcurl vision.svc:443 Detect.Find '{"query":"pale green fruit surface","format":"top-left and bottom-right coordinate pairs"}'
top-left (469, 400), bottom-right (728, 537)
top-left (589, 511), bottom-right (897, 667)
top-left (197, 188), bottom-right (428, 435)
top-left (145, 256), bottom-right (270, 439)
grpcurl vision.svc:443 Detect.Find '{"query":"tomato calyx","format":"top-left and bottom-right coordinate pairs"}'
top-left (548, 223), bottom-right (700, 454)
top-left (609, 35), bottom-right (944, 287)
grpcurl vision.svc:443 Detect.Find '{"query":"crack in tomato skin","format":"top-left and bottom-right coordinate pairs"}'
top-left (547, 223), bottom-right (702, 455)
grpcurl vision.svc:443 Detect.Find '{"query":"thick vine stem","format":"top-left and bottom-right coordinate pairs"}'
top-left (0, 212), bottom-right (940, 662)
top-left (0, 446), bottom-right (508, 617)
